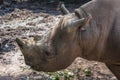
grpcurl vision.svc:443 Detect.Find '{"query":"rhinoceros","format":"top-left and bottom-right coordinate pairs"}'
top-left (16, 0), bottom-right (120, 79)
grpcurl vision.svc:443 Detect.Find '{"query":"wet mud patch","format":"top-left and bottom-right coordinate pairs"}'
top-left (0, 38), bottom-right (15, 53)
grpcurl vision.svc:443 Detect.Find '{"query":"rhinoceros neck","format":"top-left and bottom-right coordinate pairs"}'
top-left (76, 0), bottom-right (115, 61)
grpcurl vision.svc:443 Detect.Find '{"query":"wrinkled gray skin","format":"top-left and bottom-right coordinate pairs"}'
top-left (16, 0), bottom-right (120, 79)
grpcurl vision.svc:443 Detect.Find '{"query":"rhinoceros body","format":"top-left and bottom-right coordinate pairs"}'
top-left (16, 0), bottom-right (120, 79)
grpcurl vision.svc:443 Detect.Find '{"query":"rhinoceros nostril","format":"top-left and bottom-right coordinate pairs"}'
top-left (24, 57), bottom-right (33, 65)
top-left (25, 61), bottom-right (30, 65)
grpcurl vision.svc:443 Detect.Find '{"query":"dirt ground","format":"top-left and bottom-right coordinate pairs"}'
top-left (0, 1), bottom-right (118, 80)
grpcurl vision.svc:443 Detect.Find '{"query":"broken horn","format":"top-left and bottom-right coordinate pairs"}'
top-left (58, 2), bottom-right (70, 15)
top-left (16, 38), bottom-right (25, 48)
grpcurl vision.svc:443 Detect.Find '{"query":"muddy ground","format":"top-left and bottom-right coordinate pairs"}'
top-left (0, 1), bottom-right (118, 80)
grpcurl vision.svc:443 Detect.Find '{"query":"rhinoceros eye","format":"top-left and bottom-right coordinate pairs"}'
top-left (44, 50), bottom-right (56, 59)
top-left (45, 50), bottom-right (50, 56)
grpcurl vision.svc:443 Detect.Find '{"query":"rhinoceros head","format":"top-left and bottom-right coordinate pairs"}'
top-left (16, 6), bottom-right (91, 72)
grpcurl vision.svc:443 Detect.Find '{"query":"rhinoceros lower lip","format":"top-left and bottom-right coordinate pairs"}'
top-left (30, 65), bottom-right (44, 71)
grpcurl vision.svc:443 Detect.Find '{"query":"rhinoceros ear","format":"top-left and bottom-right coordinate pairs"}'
top-left (58, 2), bottom-right (70, 15)
top-left (80, 13), bottom-right (92, 30)
top-left (16, 38), bottom-right (26, 49)
top-left (67, 18), bottom-right (87, 32)
top-left (68, 14), bottom-right (92, 32)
